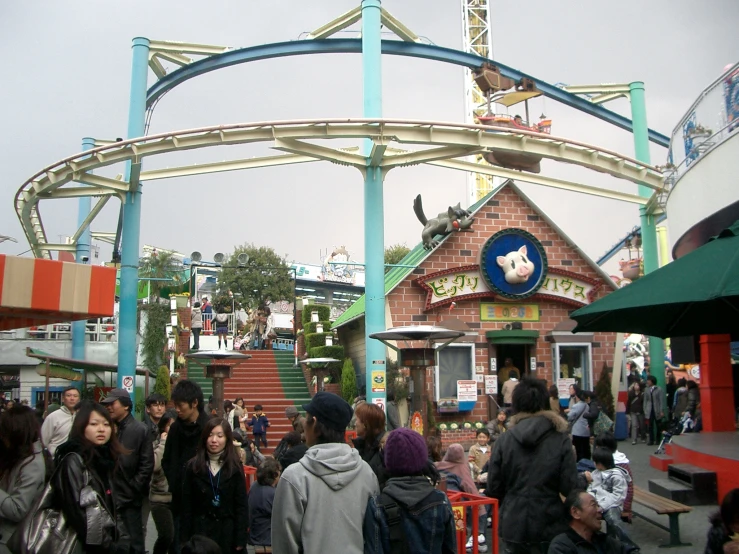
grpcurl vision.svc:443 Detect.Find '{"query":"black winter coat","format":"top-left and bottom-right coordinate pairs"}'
top-left (114, 413), bottom-right (154, 508)
top-left (353, 433), bottom-right (388, 489)
top-left (485, 410), bottom-right (578, 545)
top-left (704, 512), bottom-right (731, 554)
top-left (181, 462), bottom-right (248, 553)
top-left (548, 528), bottom-right (633, 554)
top-left (53, 441), bottom-right (117, 554)
top-left (162, 410), bottom-right (211, 513)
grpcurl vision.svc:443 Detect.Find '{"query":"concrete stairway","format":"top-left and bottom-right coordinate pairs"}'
top-left (221, 350), bottom-right (311, 455)
top-left (649, 463), bottom-right (718, 505)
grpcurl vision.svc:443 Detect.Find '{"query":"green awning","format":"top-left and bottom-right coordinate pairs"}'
top-left (486, 330), bottom-right (540, 344)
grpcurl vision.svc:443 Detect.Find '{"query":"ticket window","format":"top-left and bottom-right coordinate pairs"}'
top-left (554, 343), bottom-right (593, 393)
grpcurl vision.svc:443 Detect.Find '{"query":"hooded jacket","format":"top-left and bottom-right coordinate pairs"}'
top-left (363, 476), bottom-right (456, 554)
top-left (191, 307), bottom-right (203, 329)
top-left (271, 442), bottom-right (379, 554)
top-left (587, 466), bottom-right (629, 512)
top-left (485, 410), bottom-right (578, 545)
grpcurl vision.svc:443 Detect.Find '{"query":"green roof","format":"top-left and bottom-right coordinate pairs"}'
top-left (331, 187), bottom-right (502, 329)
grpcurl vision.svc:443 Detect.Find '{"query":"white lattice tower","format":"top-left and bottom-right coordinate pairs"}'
top-left (461, 0), bottom-right (500, 204)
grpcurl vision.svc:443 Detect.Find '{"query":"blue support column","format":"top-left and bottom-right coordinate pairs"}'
top-left (362, 0), bottom-right (387, 408)
top-left (118, 38), bottom-right (150, 404)
top-left (630, 81), bottom-right (665, 389)
top-left (71, 137), bottom-right (96, 386)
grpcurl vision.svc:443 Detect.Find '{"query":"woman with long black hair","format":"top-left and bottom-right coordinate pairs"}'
top-left (0, 405), bottom-right (46, 554)
top-left (181, 418), bottom-right (248, 553)
top-left (53, 400), bottom-right (129, 554)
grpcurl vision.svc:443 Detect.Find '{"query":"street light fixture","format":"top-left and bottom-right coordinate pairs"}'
top-left (370, 325), bottom-right (464, 437)
top-left (186, 350), bottom-right (251, 417)
top-left (301, 357), bottom-right (340, 393)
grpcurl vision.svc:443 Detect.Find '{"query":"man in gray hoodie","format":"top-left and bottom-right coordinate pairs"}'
top-left (272, 392), bottom-right (379, 554)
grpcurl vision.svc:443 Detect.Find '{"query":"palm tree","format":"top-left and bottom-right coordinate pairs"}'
top-left (138, 250), bottom-right (183, 301)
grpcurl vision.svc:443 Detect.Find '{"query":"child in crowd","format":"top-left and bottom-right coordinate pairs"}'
top-left (585, 447), bottom-right (639, 551)
top-left (468, 429), bottom-right (491, 481)
top-left (595, 432), bottom-right (634, 522)
top-left (486, 409), bottom-right (508, 442)
top-left (247, 404), bottom-right (270, 449)
top-left (247, 457), bottom-right (281, 552)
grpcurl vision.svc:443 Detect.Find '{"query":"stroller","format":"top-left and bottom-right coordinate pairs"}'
top-left (655, 412), bottom-right (694, 454)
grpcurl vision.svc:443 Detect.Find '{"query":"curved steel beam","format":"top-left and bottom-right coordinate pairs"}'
top-left (146, 39), bottom-right (670, 147)
top-left (15, 119), bottom-right (665, 259)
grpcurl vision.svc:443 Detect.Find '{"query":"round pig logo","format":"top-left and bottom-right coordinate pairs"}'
top-left (481, 229), bottom-right (548, 299)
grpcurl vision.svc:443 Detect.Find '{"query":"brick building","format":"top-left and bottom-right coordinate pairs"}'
top-left (333, 181), bottom-right (617, 429)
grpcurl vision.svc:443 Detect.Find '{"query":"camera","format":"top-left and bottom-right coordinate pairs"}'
top-left (81, 256), bottom-right (89, 263)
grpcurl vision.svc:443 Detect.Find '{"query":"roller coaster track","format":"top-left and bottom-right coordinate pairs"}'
top-left (16, 118), bottom-right (665, 259)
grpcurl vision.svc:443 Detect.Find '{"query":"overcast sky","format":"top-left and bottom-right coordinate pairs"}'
top-left (1, 1), bottom-right (737, 266)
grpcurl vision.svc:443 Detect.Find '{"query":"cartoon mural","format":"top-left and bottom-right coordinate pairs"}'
top-left (496, 245), bottom-right (535, 284)
top-left (320, 246), bottom-right (356, 284)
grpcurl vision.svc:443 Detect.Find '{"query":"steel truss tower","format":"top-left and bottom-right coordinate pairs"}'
top-left (461, 0), bottom-right (500, 204)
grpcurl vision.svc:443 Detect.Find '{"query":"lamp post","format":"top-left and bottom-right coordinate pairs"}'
top-left (301, 357), bottom-right (340, 393)
top-left (370, 326), bottom-right (464, 437)
top-left (186, 350), bottom-right (251, 418)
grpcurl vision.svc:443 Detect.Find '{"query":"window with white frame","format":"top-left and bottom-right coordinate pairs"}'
top-left (553, 343), bottom-right (593, 393)
top-left (434, 343), bottom-right (475, 401)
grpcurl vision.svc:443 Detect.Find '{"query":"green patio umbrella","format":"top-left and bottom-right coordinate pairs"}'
top-left (571, 220), bottom-right (739, 338)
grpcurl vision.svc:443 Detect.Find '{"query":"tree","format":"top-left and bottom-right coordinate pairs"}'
top-left (138, 250), bottom-right (184, 301)
top-left (384, 244), bottom-right (411, 273)
top-left (154, 366), bottom-right (171, 401)
top-left (217, 244), bottom-right (295, 310)
top-left (340, 358), bottom-right (358, 403)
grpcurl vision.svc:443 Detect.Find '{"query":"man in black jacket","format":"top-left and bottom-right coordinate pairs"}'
top-left (486, 376), bottom-right (578, 554)
top-left (161, 379), bottom-right (211, 554)
top-left (102, 388), bottom-right (154, 554)
top-left (548, 490), bottom-right (633, 553)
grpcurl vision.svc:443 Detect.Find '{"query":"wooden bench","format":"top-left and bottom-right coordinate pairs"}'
top-left (632, 485), bottom-right (692, 548)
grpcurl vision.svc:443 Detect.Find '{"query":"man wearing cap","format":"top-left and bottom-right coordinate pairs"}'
top-left (102, 388), bottom-right (154, 554)
top-left (272, 392), bottom-right (379, 554)
top-left (285, 405), bottom-right (306, 436)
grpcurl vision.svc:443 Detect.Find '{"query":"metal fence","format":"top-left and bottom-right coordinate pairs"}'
top-left (0, 318), bottom-right (117, 341)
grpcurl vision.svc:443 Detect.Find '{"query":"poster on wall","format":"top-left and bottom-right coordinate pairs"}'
top-left (371, 370), bottom-right (386, 393)
top-left (557, 378), bottom-right (576, 399)
top-left (484, 374), bottom-right (498, 395)
top-left (457, 380), bottom-right (478, 402)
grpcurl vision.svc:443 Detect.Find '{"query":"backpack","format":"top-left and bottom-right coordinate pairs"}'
top-left (593, 411), bottom-right (614, 437)
top-left (378, 493), bottom-right (411, 554)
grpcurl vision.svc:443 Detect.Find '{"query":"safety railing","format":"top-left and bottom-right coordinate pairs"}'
top-left (667, 62), bottom-right (739, 179)
top-left (1, 318), bottom-right (117, 341)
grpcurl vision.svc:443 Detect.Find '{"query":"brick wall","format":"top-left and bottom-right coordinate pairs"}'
top-left (440, 428), bottom-right (478, 451)
top-left (387, 184), bottom-right (617, 426)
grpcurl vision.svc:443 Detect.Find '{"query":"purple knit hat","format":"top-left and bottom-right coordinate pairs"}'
top-left (384, 428), bottom-right (428, 476)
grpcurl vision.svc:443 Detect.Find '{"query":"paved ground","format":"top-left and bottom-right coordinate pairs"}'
top-left (145, 436), bottom-right (717, 553)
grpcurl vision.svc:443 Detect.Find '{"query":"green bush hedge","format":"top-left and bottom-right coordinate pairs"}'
top-left (303, 321), bottom-right (331, 334)
top-left (304, 332), bottom-right (333, 350)
top-left (308, 345), bottom-right (345, 380)
top-left (302, 304), bottom-right (331, 325)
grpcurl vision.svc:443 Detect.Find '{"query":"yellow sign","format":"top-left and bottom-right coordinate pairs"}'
top-left (452, 506), bottom-right (466, 531)
top-left (371, 370), bottom-right (386, 393)
top-left (410, 411), bottom-right (424, 436)
top-left (480, 303), bottom-right (540, 322)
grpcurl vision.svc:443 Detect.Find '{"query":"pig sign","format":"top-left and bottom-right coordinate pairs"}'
top-left (497, 245), bottom-right (535, 284)
top-left (480, 228), bottom-right (549, 299)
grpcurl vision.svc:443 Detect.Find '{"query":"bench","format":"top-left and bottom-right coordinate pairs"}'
top-left (632, 485), bottom-right (692, 548)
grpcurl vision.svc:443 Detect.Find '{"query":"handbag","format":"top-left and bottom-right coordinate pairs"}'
top-left (593, 410), bottom-right (614, 436)
top-left (8, 453), bottom-right (113, 554)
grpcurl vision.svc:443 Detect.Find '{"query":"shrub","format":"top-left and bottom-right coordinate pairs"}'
top-left (302, 304), bottom-right (330, 325)
top-left (340, 358), bottom-right (358, 403)
top-left (308, 345), bottom-right (345, 380)
top-left (303, 321), bottom-right (331, 334)
top-left (304, 332), bottom-right (333, 350)
top-left (154, 365), bottom-right (171, 401)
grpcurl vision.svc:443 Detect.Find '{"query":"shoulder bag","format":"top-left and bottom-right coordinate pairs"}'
top-left (8, 453), bottom-right (113, 554)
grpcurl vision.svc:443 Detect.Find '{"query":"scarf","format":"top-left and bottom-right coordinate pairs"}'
top-left (435, 443), bottom-right (477, 494)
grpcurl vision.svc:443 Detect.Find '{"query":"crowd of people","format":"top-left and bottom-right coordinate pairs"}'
top-left (0, 372), bottom-right (733, 554)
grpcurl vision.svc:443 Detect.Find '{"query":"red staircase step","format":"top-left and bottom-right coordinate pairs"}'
top-left (650, 454), bottom-right (673, 471)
